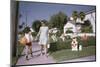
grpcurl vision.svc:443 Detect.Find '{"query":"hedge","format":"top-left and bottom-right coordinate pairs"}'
top-left (49, 36), bottom-right (96, 52)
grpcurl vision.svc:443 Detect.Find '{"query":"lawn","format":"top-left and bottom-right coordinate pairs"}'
top-left (50, 46), bottom-right (96, 62)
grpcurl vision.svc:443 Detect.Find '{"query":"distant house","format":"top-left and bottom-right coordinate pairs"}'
top-left (64, 9), bottom-right (96, 34)
top-left (64, 18), bottom-right (82, 34)
top-left (64, 21), bottom-right (76, 34)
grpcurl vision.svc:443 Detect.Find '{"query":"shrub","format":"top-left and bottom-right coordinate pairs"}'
top-left (49, 42), bottom-right (58, 52)
top-left (56, 40), bottom-right (71, 50)
top-left (81, 20), bottom-right (93, 33)
top-left (56, 30), bottom-right (63, 37)
top-left (31, 32), bottom-right (37, 37)
top-left (77, 36), bottom-right (96, 47)
top-left (49, 36), bottom-right (96, 52)
top-left (81, 26), bottom-right (93, 33)
top-left (23, 26), bottom-right (30, 33)
top-left (87, 36), bottom-right (96, 46)
top-left (66, 29), bottom-right (73, 33)
top-left (49, 39), bottom-right (71, 52)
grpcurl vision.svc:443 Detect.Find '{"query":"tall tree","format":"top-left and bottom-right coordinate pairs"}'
top-left (23, 26), bottom-right (30, 33)
top-left (32, 20), bottom-right (41, 32)
top-left (72, 11), bottom-right (78, 33)
top-left (72, 11), bottom-right (78, 23)
top-left (79, 12), bottom-right (85, 21)
top-left (49, 11), bottom-right (67, 30)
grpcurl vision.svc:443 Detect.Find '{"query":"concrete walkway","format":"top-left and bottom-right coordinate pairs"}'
top-left (16, 42), bottom-right (55, 65)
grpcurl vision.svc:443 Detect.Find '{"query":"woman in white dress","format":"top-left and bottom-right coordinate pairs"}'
top-left (37, 21), bottom-right (49, 56)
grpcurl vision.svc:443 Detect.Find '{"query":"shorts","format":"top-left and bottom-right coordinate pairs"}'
top-left (26, 42), bottom-right (32, 46)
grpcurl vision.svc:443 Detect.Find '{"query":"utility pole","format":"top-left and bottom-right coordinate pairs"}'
top-left (25, 9), bottom-right (27, 27)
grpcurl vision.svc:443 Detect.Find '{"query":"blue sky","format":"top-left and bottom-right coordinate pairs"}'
top-left (18, 1), bottom-right (95, 27)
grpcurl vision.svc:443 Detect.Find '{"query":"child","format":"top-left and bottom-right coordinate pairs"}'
top-left (25, 30), bottom-right (33, 60)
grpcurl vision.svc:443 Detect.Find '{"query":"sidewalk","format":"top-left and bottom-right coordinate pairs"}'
top-left (16, 42), bottom-right (55, 65)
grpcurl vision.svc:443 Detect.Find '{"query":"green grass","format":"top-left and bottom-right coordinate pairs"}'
top-left (50, 46), bottom-right (96, 62)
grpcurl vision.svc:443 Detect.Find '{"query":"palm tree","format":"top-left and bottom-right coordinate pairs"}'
top-left (72, 11), bottom-right (78, 23)
top-left (32, 20), bottom-right (41, 32)
top-left (72, 11), bottom-right (78, 34)
top-left (79, 12), bottom-right (85, 21)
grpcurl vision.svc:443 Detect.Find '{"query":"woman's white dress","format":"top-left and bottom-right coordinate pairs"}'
top-left (38, 26), bottom-right (49, 45)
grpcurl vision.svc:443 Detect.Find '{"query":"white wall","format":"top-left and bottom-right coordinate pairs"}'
top-left (84, 12), bottom-right (96, 33)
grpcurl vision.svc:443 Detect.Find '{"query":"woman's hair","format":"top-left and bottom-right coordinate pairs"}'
top-left (41, 21), bottom-right (45, 25)
top-left (41, 20), bottom-right (48, 26)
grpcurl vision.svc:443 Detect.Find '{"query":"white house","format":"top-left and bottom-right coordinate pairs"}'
top-left (64, 21), bottom-right (76, 34)
top-left (84, 10), bottom-right (96, 33)
top-left (64, 9), bottom-right (96, 34)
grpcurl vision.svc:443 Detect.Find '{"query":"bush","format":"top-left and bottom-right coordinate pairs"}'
top-left (81, 20), bottom-right (93, 33)
top-left (12, 42), bottom-right (25, 65)
top-left (49, 39), bottom-right (72, 52)
top-left (57, 40), bottom-right (71, 50)
top-left (76, 36), bottom-right (96, 47)
top-left (49, 42), bottom-right (58, 52)
top-left (16, 42), bottom-right (25, 57)
top-left (56, 30), bottom-right (63, 37)
top-left (31, 32), bottom-right (37, 37)
top-left (23, 26), bottom-right (30, 33)
top-left (49, 36), bottom-right (96, 52)
top-left (81, 26), bottom-right (93, 33)
top-left (87, 36), bottom-right (96, 46)
top-left (66, 30), bottom-right (73, 33)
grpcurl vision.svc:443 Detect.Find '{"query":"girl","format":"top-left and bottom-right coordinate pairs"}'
top-left (25, 30), bottom-right (33, 60)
